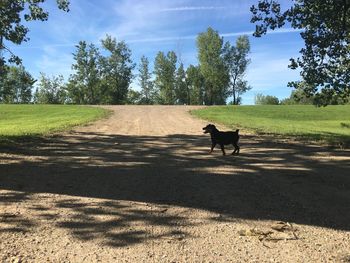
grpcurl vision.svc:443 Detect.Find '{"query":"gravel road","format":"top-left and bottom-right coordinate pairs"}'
top-left (0, 105), bottom-right (349, 262)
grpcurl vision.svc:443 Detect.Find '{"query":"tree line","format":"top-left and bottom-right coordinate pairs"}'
top-left (0, 28), bottom-right (251, 105)
top-left (255, 86), bottom-right (350, 105)
top-left (1, 0), bottom-right (349, 106)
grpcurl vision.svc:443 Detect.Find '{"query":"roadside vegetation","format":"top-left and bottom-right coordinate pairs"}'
top-left (192, 105), bottom-right (350, 145)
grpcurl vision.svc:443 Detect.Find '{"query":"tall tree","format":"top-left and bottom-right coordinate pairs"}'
top-left (99, 35), bottom-right (135, 104)
top-left (197, 27), bottom-right (229, 105)
top-left (186, 65), bottom-right (205, 105)
top-left (251, 0), bottom-right (350, 106)
top-left (138, 55), bottom-right (155, 104)
top-left (69, 41), bottom-right (100, 104)
top-left (154, 51), bottom-right (177, 104)
top-left (0, 65), bottom-right (35, 103)
top-left (223, 35), bottom-right (252, 105)
top-left (175, 63), bottom-right (188, 104)
top-left (0, 0), bottom-right (69, 74)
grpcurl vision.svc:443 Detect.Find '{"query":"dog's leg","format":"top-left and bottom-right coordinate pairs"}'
top-left (232, 143), bottom-right (240, 155)
top-left (220, 144), bottom-right (226, 155)
top-left (209, 142), bottom-right (216, 153)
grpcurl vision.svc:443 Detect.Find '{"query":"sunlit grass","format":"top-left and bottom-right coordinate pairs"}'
top-left (192, 105), bottom-right (350, 145)
top-left (0, 104), bottom-right (108, 142)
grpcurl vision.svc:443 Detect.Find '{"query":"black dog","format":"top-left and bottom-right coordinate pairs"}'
top-left (203, 124), bottom-right (240, 155)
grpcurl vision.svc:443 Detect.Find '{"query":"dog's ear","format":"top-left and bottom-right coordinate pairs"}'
top-left (236, 129), bottom-right (239, 133)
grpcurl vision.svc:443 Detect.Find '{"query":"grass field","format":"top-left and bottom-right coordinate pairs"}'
top-left (0, 104), bottom-right (108, 141)
top-left (192, 105), bottom-right (350, 145)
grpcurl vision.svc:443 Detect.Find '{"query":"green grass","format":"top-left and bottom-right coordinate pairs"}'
top-left (192, 105), bottom-right (350, 145)
top-left (0, 104), bottom-right (109, 143)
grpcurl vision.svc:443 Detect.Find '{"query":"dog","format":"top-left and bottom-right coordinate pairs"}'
top-left (203, 124), bottom-right (240, 155)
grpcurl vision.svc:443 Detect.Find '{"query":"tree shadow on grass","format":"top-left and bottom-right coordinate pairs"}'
top-left (0, 131), bottom-right (349, 247)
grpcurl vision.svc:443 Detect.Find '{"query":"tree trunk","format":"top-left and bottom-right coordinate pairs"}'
top-left (233, 89), bottom-right (236, 105)
top-left (0, 35), bottom-right (4, 75)
top-left (186, 85), bottom-right (190, 105)
top-left (232, 75), bottom-right (238, 105)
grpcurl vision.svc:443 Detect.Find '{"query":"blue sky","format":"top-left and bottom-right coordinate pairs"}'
top-left (8, 0), bottom-right (304, 104)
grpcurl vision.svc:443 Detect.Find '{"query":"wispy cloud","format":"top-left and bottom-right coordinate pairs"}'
top-left (34, 45), bottom-right (73, 79)
top-left (128, 28), bottom-right (302, 43)
top-left (159, 6), bottom-right (226, 12)
top-left (11, 43), bottom-right (77, 49)
top-left (221, 28), bottom-right (303, 38)
top-left (10, 27), bottom-right (303, 49)
top-left (102, 0), bottom-right (249, 42)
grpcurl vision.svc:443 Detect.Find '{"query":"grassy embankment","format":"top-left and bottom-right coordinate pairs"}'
top-left (192, 105), bottom-right (350, 146)
top-left (0, 104), bottom-right (109, 143)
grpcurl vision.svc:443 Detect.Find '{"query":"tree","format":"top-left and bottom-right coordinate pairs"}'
top-left (99, 35), bottom-right (135, 104)
top-left (67, 36), bottom-right (135, 105)
top-left (186, 65), bottom-right (205, 105)
top-left (255, 93), bottom-right (279, 105)
top-left (32, 87), bottom-right (39, 104)
top-left (126, 89), bottom-right (142, 105)
top-left (197, 27), bottom-right (229, 105)
top-left (36, 73), bottom-right (66, 104)
top-left (251, 0), bottom-right (350, 106)
top-left (281, 84), bottom-right (350, 105)
top-left (0, 0), bottom-right (69, 74)
top-left (175, 63), bottom-right (188, 104)
top-left (0, 65), bottom-right (35, 103)
top-left (68, 41), bottom-right (100, 104)
top-left (223, 35), bottom-right (252, 105)
top-left (138, 55), bottom-right (155, 104)
top-left (154, 51), bottom-right (177, 104)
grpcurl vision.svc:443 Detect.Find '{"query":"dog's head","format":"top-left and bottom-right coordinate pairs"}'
top-left (202, 124), bottom-right (216, 134)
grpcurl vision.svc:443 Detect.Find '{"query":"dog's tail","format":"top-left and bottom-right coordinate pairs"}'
top-left (235, 129), bottom-right (239, 133)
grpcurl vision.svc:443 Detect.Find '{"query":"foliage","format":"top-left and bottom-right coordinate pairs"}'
top-left (67, 35), bottom-right (135, 105)
top-left (192, 105), bottom-right (350, 145)
top-left (154, 51), bottom-right (177, 104)
top-left (223, 35), bottom-right (251, 105)
top-left (255, 93), bottom-right (280, 105)
top-left (251, 0), bottom-right (350, 106)
top-left (68, 41), bottom-right (100, 104)
top-left (0, 0), bottom-right (69, 73)
top-left (138, 55), bottom-right (155, 104)
top-left (0, 104), bottom-right (107, 140)
top-left (175, 63), bottom-right (188, 104)
top-left (186, 65), bottom-right (205, 105)
top-left (99, 35), bottom-right (135, 104)
top-left (197, 27), bottom-right (229, 105)
top-left (0, 65), bottom-right (35, 103)
top-left (35, 73), bottom-right (67, 104)
top-left (126, 89), bottom-right (142, 105)
top-left (281, 83), bottom-right (350, 105)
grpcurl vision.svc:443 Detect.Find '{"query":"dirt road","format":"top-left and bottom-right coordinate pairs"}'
top-left (1, 105), bottom-right (349, 262)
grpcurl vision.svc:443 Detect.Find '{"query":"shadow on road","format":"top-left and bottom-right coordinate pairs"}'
top-left (0, 131), bottom-right (349, 246)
